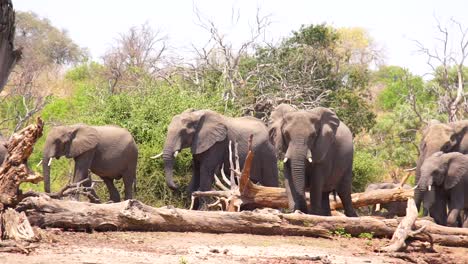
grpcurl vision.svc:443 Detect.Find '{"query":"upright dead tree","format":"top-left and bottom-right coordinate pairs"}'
top-left (415, 18), bottom-right (468, 121)
top-left (0, 0), bottom-right (22, 93)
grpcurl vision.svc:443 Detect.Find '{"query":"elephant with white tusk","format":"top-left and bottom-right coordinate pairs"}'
top-left (162, 109), bottom-right (279, 209)
top-left (419, 151), bottom-right (468, 227)
top-left (414, 120), bottom-right (468, 219)
top-left (42, 124), bottom-right (138, 202)
top-left (268, 104), bottom-right (356, 217)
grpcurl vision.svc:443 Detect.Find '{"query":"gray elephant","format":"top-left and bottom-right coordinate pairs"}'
top-left (414, 120), bottom-right (468, 218)
top-left (42, 124), bottom-right (138, 202)
top-left (0, 134), bottom-right (7, 165)
top-left (365, 183), bottom-right (411, 218)
top-left (268, 104), bottom-right (356, 216)
top-left (419, 151), bottom-right (468, 227)
top-left (162, 109), bottom-right (279, 207)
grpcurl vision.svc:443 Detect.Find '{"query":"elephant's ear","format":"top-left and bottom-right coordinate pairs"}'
top-left (445, 155), bottom-right (468, 189)
top-left (268, 120), bottom-right (285, 153)
top-left (191, 111), bottom-right (227, 154)
top-left (67, 126), bottom-right (99, 158)
top-left (314, 107), bottom-right (340, 161)
top-left (268, 104), bottom-right (294, 153)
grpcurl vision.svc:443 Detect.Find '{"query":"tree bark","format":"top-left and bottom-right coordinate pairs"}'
top-left (0, 118), bottom-right (44, 208)
top-left (17, 195), bottom-right (468, 247)
top-left (0, 0), bottom-right (22, 92)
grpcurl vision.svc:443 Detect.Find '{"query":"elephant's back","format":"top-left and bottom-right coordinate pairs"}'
top-left (228, 117), bottom-right (268, 140)
top-left (93, 126), bottom-right (137, 156)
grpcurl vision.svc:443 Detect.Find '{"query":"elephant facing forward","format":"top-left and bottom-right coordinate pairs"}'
top-left (42, 124), bottom-right (138, 202)
top-left (419, 151), bottom-right (468, 227)
top-left (268, 104), bottom-right (357, 217)
top-left (414, 120), bottom-right (468, 218)
top-left (162, 109), bottom-right (279, 207)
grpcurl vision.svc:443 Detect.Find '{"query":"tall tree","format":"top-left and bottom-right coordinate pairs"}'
top-left (415, 18), bottom-right (468, 121)
top-left (0, 0), bottom-right (22, 93)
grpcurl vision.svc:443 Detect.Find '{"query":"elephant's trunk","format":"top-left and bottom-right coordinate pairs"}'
top-left (42, 156), bottom-right (51, 193)
top-left (287, 142), bottom-right (308, 212)
top-left (163, 143), bottom-right (179, 190)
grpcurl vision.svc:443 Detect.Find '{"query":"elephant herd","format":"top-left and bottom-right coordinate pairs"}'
top-left (0, 105), bottom-right (466, 227)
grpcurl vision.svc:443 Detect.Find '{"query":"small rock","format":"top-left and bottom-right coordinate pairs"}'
top-left (209, 248), bottom-right (220, 253)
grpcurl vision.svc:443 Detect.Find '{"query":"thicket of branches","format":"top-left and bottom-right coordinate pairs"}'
top-left (1, 8), bottom-right (467, 205)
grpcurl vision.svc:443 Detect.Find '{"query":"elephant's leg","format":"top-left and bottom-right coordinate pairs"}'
top-left (321, 192), bottom-right (331, 216)
top-left (308, 166), bottom-right (324, 215)
top-left (430, 189), bottom-right (448, 226)
top-left (103, 178), bottom-right (120, 202)
top-left (72, 152), bottom-right (95, 200)
top-left (197, 140), bottom-right (227, 209)
top-left (283, 163), bottom-right (296, 212)
top-left (122, 169), bottom-right (136, 200)
top-left (463, 209), bottom-right (468, 228)
top-left (336, 167), bottom-right (358, 217)
top-left (258, 150), bottom-right (279, 187)
top-left (189, 159), bottom-right (201, 210)
top-left (447, 184), bottom-right (464, 227)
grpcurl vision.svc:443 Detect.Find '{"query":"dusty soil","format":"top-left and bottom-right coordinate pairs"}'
top-left (1, 229), bottom-right (467, 264)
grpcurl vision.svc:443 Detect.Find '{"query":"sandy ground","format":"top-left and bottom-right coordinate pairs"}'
top-left (0, 229), bottom-right (467, 264)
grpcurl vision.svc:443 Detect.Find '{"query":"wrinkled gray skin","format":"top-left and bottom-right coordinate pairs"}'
top-left (269, 104), bottom-right (356, 216)
top-left (0, 134), bottom-right (7, 165)
top-left (163, 109), bottom-right (279, 208)
top-left (414, 120), bottom-right (468, 219)
top-left (43, 124), bottom-right (138, 202)
top-left (419, 152), bottom-right (468, 227)
top-left (365, 183), bottom-right (411, 218)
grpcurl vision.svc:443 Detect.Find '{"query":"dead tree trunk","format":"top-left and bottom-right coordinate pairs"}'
top-left (0, 118), bottom-right (44, 208)
top-left (17, 195), bottom-right (468, 247)
top-left (0, 0), bottom-right (22, 92)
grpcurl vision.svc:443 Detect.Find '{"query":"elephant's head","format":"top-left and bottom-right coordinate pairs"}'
top-left (42, 125), bottom-right (99, 193)
top-left (419, 151), bottom-right (467, 210)
top-left (163, 110), bottom-right (227, 190)
top-left (414, 120), bottom-right (468, 210)
top-left (268, 104), bottom-right (340, 197)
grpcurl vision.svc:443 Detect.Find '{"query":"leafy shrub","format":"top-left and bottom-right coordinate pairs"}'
top-left (352, 150), bottom-right (384, 192)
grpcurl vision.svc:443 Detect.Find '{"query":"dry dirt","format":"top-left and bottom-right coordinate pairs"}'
top-left (1, 229), bottom-right (467, 264)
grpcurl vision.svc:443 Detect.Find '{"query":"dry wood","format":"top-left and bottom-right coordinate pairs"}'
top-left (0, 117), bottom-right (44, 207)
top-left (16, 195), bottom-right (468, 247)
top-left (380, 198), bottom-right (428, 252)
top-left (2, 208), bottom-right (37, 241)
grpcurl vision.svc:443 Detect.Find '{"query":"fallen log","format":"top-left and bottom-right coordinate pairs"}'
top-left (381, 198), bottom-right (428, 252)
top-left (16, 195), bottom-right (468, 247)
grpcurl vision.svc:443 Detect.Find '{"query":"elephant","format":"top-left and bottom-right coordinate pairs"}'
top-left (419, 151), bottom-right (468, 227)
top-left (414, 120), bottom-right (468, 218)
top-left (0, 134), bottom-right (7, 165)
top-left (268, 104), bottom-right (357, 217)
top-left (42, 124), bottom-right (138, 202)
top-left (365, 183), bottom-right (411, 218)
top-left (162, 109), bottom-right (279, 208)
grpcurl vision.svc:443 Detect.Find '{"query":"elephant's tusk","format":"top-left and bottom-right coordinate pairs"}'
top-left (307, 149), bottom-right (313, 163)
top-left (36, 160), bottom-right (43, 167)
top-left (283, 157), bottom-right (288, 163)
top-left (428, 185), bottom-right (431, 191)
top-left (375, 203), bottom-right (381, 212)
top-left (48, 158), bottom-right (53, 167)
top-left (174, 151), bottom-right (179, 158)
top-left (150, 152), bottom-right (163, 159)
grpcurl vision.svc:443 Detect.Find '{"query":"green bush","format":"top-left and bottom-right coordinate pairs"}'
top-left (352, 150), bottom-right (384, 192)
